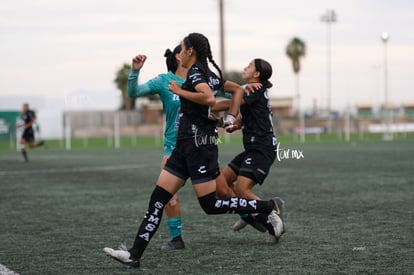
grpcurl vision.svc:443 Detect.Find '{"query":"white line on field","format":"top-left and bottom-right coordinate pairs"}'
top-left (0, 164), bottom-right (149, 176)
top-left (0, 263), bottom-right (20, 275)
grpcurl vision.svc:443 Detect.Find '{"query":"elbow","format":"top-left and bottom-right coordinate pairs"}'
top-left (207, 95), bottom-right (216, 107)
top-left (235, 86), bottom-right (243, 96)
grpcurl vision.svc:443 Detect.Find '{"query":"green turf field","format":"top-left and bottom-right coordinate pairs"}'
top-left (0, 139), bottom-right (413, 274)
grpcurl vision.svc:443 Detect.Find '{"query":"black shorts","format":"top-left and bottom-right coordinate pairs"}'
top-left (228, 146), bottom-right (276, 185)
top-left (22, 128), bottom-right (35, 143)
top-left (164, 138), bottom-right (220, 184)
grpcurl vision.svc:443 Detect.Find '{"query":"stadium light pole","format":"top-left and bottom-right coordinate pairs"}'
top-left (218, 0), bottom-right (226, 73)
top-left (381, 32), bottom-right (392, 141)
top-left (320, 9), bottom-right (336, 134)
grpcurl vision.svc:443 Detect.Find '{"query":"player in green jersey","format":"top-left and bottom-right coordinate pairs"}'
top-left (127, 45), bottom-right (187, 250)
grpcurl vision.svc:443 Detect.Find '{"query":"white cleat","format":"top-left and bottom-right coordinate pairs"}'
top-left (103, 247), bottom-right (140, 268)
top-left (266, 197), bottom-right (286, 242)
top-left (267, 210), bottom-right (284, 238)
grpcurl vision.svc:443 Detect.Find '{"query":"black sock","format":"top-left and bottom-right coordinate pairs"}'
top-left (255, 213), bottom-right (275, 235)
top-left (242, 214), bottom-right (260, 225)
top-left (21, 150), bottom-right (28, 162)
top-left (129, 186), bottom-right (173, 260)
top-left (198, 192), bottom-right (274, 215)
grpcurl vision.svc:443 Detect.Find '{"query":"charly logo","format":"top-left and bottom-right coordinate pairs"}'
top-left (276, 142), bottom-right (304, 162)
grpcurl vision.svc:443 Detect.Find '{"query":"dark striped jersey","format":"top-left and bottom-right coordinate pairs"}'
top-left (21, 110), bottom-right (36, 129)
top-left (178, 62), bottom-right (224, 139)
top-left (240, 86), bottom-right (277, 149)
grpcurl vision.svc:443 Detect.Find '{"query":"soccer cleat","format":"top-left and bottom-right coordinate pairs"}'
top-left (273, 197), bottom-right (286, 234)
top-left (103, 247), bottom-right (140, 268)
top-left (232, 218), bottom-right (248, 231)
top-left (161, 236), bottom-right (185, 251)
top-left (232, 215), bottom-right (267, 233)
top-left (267, 197), bottom-right (285, 240)
top-left (264, 233), bottom-right (279, 244)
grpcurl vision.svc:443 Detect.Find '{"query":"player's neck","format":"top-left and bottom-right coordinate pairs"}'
top-left (175, 66), bottom-right (188, 79)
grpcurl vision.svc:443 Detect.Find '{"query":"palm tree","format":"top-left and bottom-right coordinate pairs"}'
top-left (286, 37), bottom-right (306, 143)
top-left (114, 63), bottom-right (135, 110)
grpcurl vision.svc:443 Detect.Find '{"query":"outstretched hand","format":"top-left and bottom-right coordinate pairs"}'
top-left (132, 55), bottom-right (147, 71)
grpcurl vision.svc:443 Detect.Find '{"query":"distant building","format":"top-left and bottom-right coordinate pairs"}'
top-left (269, 97), bottom-right (294, 118)
top-left (403, 103), bottom-right (414, 118)
top-left (356, 104), bottom-right (373, 118)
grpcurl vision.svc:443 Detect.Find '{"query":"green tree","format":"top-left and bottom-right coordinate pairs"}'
top-left (224, 70), bottom-right (243, 85)
top-left (286, 37), bottom-right (306, 142)
top-left (114, 63), bottom-right (135, 110)
top-left (286, 37), bottom-right (306, 74)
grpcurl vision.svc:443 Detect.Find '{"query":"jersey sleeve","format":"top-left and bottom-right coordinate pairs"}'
top-left (187, 67), bottom-right (207, 88)
top-left (127, 70), bottom-right (156, 98)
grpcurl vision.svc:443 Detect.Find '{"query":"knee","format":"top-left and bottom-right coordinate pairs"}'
top-left (198, 192), bottom-right (219, 215)
top-left (216, 184), bottom-right (229, 199)
top-left (168, 194), bottom-right (179, 207)
top-left (234, 186), bottom-right (249, 198)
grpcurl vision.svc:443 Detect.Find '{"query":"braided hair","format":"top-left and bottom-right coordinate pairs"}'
top-left (183, 32), bottom-right (223, 80)
top-left (164, 44), bottom-right (182, 73)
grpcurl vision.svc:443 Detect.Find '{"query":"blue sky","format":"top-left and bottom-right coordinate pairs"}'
top-left (1, 0), bottom-right (413, 114)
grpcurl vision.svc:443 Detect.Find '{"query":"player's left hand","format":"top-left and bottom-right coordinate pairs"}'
top-left (244, 83), bottom-right (262, 96)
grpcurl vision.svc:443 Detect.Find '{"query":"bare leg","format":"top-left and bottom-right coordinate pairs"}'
top-left (20, 139), bottom-right (28, 162)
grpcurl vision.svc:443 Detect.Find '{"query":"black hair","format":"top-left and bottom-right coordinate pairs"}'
top-left (183, 32), bottom-right (223, 80)
top-left (254, 58), bottom-right (273, 88)
top-left (164, 44), bottom-right (182, 73)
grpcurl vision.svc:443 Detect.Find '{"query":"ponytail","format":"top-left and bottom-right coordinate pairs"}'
top-left (164, 44), bottom-right (182, 73)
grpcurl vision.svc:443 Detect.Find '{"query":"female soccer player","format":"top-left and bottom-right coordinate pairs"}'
top-left (17, 103), bottom-right (46, 162)
top-left (213, 58), bottom-right (285, 243)
top-left (128, 45), bottom-right (187, 251)
top-left (103, 33), bottom-right (284, 269)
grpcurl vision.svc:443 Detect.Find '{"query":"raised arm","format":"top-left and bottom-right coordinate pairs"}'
top-left (127, 54), bottom-right (153, 98)
top-left (222, 80), bottom-right (243, 117)
top-left (127, 70), bottom-right (153, 98)
top-left (212, 99), bottom-right (232, 112)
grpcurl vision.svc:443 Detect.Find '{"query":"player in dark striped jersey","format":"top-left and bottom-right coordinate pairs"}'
top-left (213, 59), bottom-right (285, 243)
top-left (17, 103), bottom-right (46, 162)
